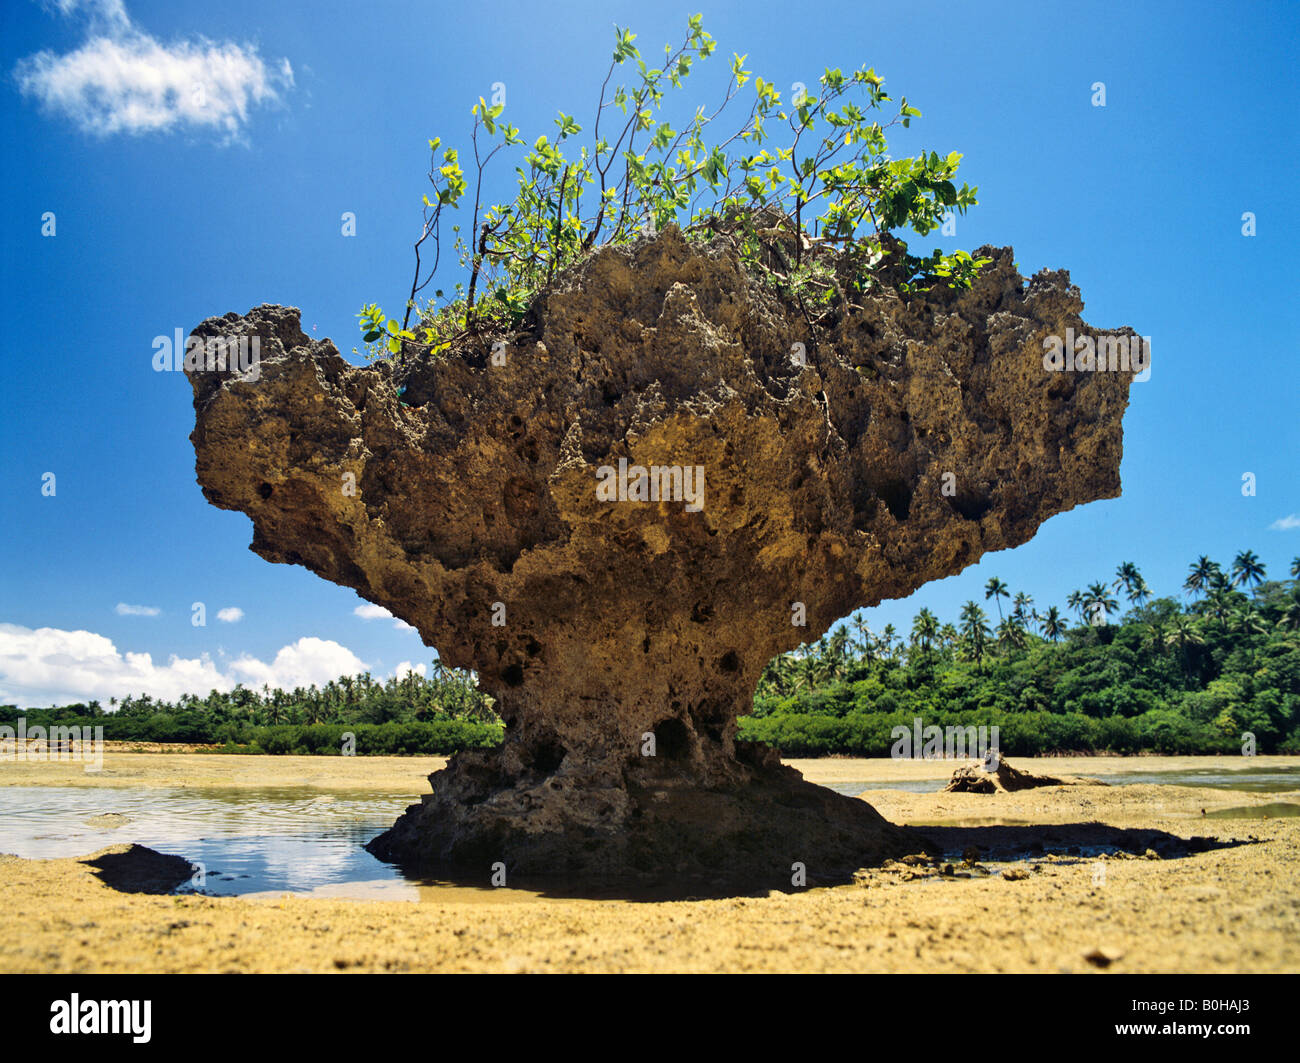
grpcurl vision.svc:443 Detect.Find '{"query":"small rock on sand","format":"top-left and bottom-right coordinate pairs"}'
top-left (84, 813), bottom-right (130, 829)
top-left (1083, 946), bottom-right (1124, 968)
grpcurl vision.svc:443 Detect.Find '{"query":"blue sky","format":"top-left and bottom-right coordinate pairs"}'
top-left (1, 0), bottom-right (1296, 707)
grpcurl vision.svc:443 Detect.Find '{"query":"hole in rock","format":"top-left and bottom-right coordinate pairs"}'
top-left (876, 478), bottom-right (913, 521)
top-left (718, 650), bottom-right (741, 673)
top-left (653, 718), bottom-right (691, 761)
top-left (257, 482), bottom-right (273, 500)
top-left (525, 639), bottom-right (542, 657)
top-left (948, 490), bottom-right (993, 521)
top-left (501, 663), bottom-right (525, 687)
top-left (532, 737), bottom-right (566, 774)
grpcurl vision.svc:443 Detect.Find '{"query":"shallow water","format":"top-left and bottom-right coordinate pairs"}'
top-left (0, 785), bottom-right (423, 899)
top-left (1201, 801), bottom-right (1300, 820)
top-left (828, 764), bottom-right (1300, 797)
top-left (3, 763), bottom-right (1297, 900)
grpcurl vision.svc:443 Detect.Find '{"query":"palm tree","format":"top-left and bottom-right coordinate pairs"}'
top-left (938, 623), bottom-right (959, 654)
top-left (984, 577), bottom-right (1010, 621)
top-left (849, 613), bottom-right (874, 662)
top-left (1202, 587), bottom-right (1234, 628)
top-left (824, 628), bottom-right (851, 678)
top-left (959, 601), bottom-right (990, 672)
top-left (910, 607), bottom-right (940, 655)
top-left (1039, 606), bottom-right (1066, 642)
top-left (1141, 617), bottom-right (1167, 657)
top-left (1163, 615), bottom-right (1205, 679)
top-left (792, 648), bottom-right (821, 692)
top-left (1084, 581), bottom-right (1119, 626)
top-left (1227, 608), bottom-right (1268, 637)
top-left (1230, 550), bottom-right (1266, 590)
top-left (1066, 589), bottom-right (1086, 624)
top-left (1291, 557), bottom-right (1300, 579)
top-left (1184, 556), bottom-right (1220, 598)
top-left (1278, 592), bottom-right (1300, 632)
top-left (1113, 561), bottom-right (1144, 602)
top-left (996, 617), bottom-right (1028, 652)
top-left (1012, 591), bottom-right (1035, 624)
top-left (880, 623), bottom-right (900, 660)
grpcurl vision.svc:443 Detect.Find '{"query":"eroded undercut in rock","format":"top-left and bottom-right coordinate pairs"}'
top-left (185, 228), bottom-right (1138, 886)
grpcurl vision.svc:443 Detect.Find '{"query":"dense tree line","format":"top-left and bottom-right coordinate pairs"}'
top-left (1, 665), bottom-right (502, 755)
top-left (741, 553), bottom-right (1300, 755)
top-left (7, 554), bottom-right (1298, 757)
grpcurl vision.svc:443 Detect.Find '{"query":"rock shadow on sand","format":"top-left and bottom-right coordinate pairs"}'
top-left (82, 844), bottom-right (194, 895)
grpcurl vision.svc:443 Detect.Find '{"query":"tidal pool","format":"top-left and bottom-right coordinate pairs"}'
top-left (0, 785), bottom-right (423, 899)
top-left (3, 762), bottom-right (1297, 900)
top-left (823, 763), bottom-right (1300, 797)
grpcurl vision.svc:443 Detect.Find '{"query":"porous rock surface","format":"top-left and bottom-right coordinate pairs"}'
top-left (943, 758), bottom-right (1108, 793)
top-left (186, 227), bottom-right (1137, 885)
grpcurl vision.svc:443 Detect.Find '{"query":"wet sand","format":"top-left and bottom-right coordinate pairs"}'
top-left (0, 750), bottom-right (451, 791)
top-left (1, 753), bottom-right (1298, 972)
top-left (5, 750), bottom-right (1297, 791)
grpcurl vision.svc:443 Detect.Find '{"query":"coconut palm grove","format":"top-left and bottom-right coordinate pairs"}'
top-left (6, 551), bottom-right (1298, 759)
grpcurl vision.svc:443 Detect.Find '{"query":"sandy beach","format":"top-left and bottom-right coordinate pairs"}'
top-left (5, 749), bottom-right (1296, 791)
top-left (2, 753), bottom-right (1297, 973)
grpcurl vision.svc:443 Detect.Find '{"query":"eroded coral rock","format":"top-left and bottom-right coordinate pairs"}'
top-left (944, 758), bottom-right (1109, 793)
top-left (186, 227), bottom-right (1136, 884)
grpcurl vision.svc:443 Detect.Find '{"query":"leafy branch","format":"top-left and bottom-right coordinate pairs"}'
top-left (359, 14), bottom-right (990, 362)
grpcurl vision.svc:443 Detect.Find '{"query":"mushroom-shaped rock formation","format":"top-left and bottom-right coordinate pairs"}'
top-left (186, 227), bottom-right (1138, 886)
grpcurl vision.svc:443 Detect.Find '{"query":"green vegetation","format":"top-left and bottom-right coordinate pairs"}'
top-left (358, 15), bottom-right (987, 360)
top-left (741, 553), bottom-right (1300, 756)
top-left (1, 666), bottom-right (501, 756)
top-left (10, 554), bottom-right (1297, 759)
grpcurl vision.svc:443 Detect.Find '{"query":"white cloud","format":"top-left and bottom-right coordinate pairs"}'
top-left (1269, 514), bottom-right (1300, 531)
top-left (393, 661), bottom-right (426, 681)
top-left (354, 602), bottom-right (415, 631)
top-left (225, 637), bottom-right (365, 693)
top-left (115, 602), bottom-right (159, 617)
top-left (15, 1), bottom-right (293, 140)
top-left (216, 607), bottom-right (244, 623)
top-left (0, 623), bottom-right (365, 707)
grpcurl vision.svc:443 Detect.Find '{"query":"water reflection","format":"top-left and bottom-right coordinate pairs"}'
top-left (1, 763), bottom-right (1296, 901)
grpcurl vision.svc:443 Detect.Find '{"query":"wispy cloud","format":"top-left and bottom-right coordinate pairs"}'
top-left (1269, 514), bottom-right (1300, 531)
top-left (216, 607), bottom-right (243, 623)
top-left (15, 0), bottom-right (293, 141)
top-left (0, 623), bottom-right (365, 706)
top-left (114, 602), bottom-right (159, 617)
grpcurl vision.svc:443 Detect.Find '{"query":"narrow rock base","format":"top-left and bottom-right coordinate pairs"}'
top-left (367, 745), bottom-right (922, 888)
